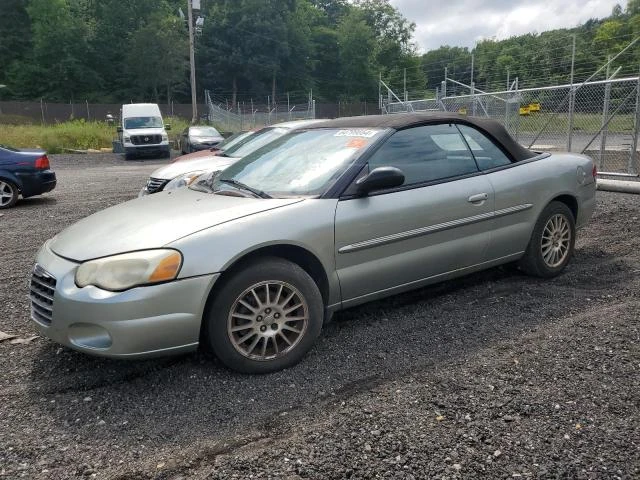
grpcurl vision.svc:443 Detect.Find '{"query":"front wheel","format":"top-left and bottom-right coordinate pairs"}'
top-left (205, 257), bottom-right (324, 374)
top-left (518, 201), bottom-right (576, 278)
top-left (0, 180), bottom-right (19, 209)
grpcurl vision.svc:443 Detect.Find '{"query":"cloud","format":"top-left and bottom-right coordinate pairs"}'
top-left (389, 0), bottom-right (621, 51)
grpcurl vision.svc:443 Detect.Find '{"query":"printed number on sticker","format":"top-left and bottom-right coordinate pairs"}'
top-left (334, 129), bottom-right (378, 138)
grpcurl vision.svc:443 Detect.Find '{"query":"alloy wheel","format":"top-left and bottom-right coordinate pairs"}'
top-left (227, 281), bottom-right (309, 361)
top-left (541, 213), bottom-right (571, 268)
top-left (0, 181), bottom-right (15, 207)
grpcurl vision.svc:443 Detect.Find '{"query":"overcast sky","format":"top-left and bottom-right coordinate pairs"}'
top-left (389, 0), bottom-right (621, 52)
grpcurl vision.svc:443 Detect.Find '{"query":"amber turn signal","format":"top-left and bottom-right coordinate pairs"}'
top-left (149, 252), bottom-right (182, 282)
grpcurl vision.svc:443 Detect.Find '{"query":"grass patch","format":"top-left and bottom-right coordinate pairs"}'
top-left (0, 117), bottom-right (196, 154)
top-left (517, 112), bottom-right (635, 134)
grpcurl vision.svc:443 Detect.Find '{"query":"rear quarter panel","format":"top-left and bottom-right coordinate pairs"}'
top-left (0, 149), bottom-right (42, 191)
top-left (485, 152), bottom-right (596, 259)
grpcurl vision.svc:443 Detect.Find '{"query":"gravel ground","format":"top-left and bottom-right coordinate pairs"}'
top-left (1, 154), bottom-right (639, 479)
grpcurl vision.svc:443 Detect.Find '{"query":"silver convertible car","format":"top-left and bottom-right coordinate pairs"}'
top-left (30, 113), bottom-right (596, 373)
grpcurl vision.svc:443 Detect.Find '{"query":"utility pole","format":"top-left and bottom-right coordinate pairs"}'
top-left (187, 0), bottom-right (198, 124)
top-left (378, 72), bottom-right (382, 111)
top-left (443, 67), bottom-right (447, 97)
top-left (403, 68), bottom-right (407, 102)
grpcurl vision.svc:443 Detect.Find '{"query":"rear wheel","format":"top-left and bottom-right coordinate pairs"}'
top-left (518, 201), bottom-right (575, 278)
top-left (0, 180), bottom-right (19, 209)
top-left (205, 257), bottom-right (323, 373)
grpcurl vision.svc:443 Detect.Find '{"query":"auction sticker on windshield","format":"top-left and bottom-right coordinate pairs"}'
top-left (334, 129), bottom-right (379, 138)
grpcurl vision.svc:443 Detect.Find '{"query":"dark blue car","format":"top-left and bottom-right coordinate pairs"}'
top-left (0, 145), bottom-right (56, 209)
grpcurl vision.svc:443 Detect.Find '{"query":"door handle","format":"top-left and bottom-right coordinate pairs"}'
top-left (468, 193), bottom-right (488, 204)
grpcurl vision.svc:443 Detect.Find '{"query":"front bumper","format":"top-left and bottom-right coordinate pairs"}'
top-left (30, 241), bottom-right (219, 358)
top-left (18, 170), bottom-right (57, 198)
top-left (124, 144), bottom-right (170, 157)
top-left (190, 142), bottom-right (220, 151)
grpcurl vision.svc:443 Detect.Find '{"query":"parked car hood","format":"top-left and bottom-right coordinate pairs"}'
top-left (151, 155), bottom-right (239, 180)
top-left (50, 189), bottom-right (302, 262)
top-left (192, 136), bottom-right (223, 142)
top-left (173, 149), bottom-right (220, 162)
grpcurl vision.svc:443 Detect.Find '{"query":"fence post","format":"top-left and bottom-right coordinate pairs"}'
top-left (599, 60), bottom-right (612, 170)
top-left (567, 34), bottom-right (576, 151)
top-left (514, 77), bottom-right (520, 142)
top-left (40, 98), bottom-right (45, 125)
top-left (629, 72), bottom-right (640, 174)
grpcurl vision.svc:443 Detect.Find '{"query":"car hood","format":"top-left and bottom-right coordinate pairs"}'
top-left (150, 155), bottom-right (239, 180)
top-left (50, 188), bottom-right (303, 262)
top-left (192, 136), bottom-right (223, 143)
top-left (174, 149), bottom-right (220, 161)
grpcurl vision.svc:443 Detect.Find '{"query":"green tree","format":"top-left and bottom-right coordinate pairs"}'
top-left (126, 14), bottom-right (188, 103)
top-left (336, 9), bottom-right (377, 100)
top-left (0, 0), bottom-right (32, 87)
top-left (7, 0), bottom-right (99, 101)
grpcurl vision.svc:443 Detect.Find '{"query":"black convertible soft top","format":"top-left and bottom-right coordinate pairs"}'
top-left (306, 112), bottom-right (536, 162)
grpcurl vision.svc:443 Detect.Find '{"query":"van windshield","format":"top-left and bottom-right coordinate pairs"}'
top-left (124, 116), bottom-right (163, 129)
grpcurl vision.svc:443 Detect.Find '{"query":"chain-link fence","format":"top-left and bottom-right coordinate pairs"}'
top-left (0, 101), bottom-right (208, 124)
top-left (384, 76), bottom-right (640, 176)
top-left (205, 90), bottom-right (315, 132)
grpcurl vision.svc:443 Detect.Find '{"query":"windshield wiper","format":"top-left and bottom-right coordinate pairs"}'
top-left (219, 178), bottom-right (272, 199)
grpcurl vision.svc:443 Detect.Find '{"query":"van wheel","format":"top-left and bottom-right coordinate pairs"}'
top-left (0, 180), bottom-right (19, 209)
top-left (205, 257), bottom-right (323, 374)
top-left (518, 201), bottom-right (575, 278)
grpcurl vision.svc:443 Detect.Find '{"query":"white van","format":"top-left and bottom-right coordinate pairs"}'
top-left (118, 103), bottom-right (171, 159)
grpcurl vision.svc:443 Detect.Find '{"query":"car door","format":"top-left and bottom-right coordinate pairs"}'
top-left (334, 123), bottom-right (496, 306)
top-left (455, 124), bottom-right (544, 259)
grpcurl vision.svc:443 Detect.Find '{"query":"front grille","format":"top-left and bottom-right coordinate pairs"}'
top-left (30, 264), bottom-right (56, 325)
top-left (131, 134), bottom-right (162, 145)
top-left (145, 177), bottom-right (169, 194)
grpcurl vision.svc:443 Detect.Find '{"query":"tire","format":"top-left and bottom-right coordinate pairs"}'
top-left (518, 201), bottom-right (576, 278)
top-left (205, 257), bottom-right (324, 374)
top-left (124, 152), bottom-right (136, 161)
top-left (0, 180), bottom-right (19, 209)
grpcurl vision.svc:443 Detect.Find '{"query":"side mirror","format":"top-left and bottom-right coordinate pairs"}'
top-left (165, 124), bottom-right (172, 131)
top-left (116, 126), bottom-right (123, 133)
top-left (356, 167), bottom-right (405, 195)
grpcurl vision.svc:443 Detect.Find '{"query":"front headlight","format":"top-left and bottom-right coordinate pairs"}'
top-left (164, 170), bottom-right (206, 191)
top-left (75, 249), bottom-right (182, 291)
top-left (124, 136), bottom-right (131, 143)
top-left (162, 134), bottom-right (169, 141)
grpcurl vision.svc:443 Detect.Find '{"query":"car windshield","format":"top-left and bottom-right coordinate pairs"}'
top-left (222, 126), bottom-right (289, 157)
top-left (218, 131), bottom-right (253, 151)
top-left (124, 116), bottom-right (163, 129)
top-left (190, 126), bottom-right (220, 137)
top-left (191, 128), bottom-right (385, 198)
